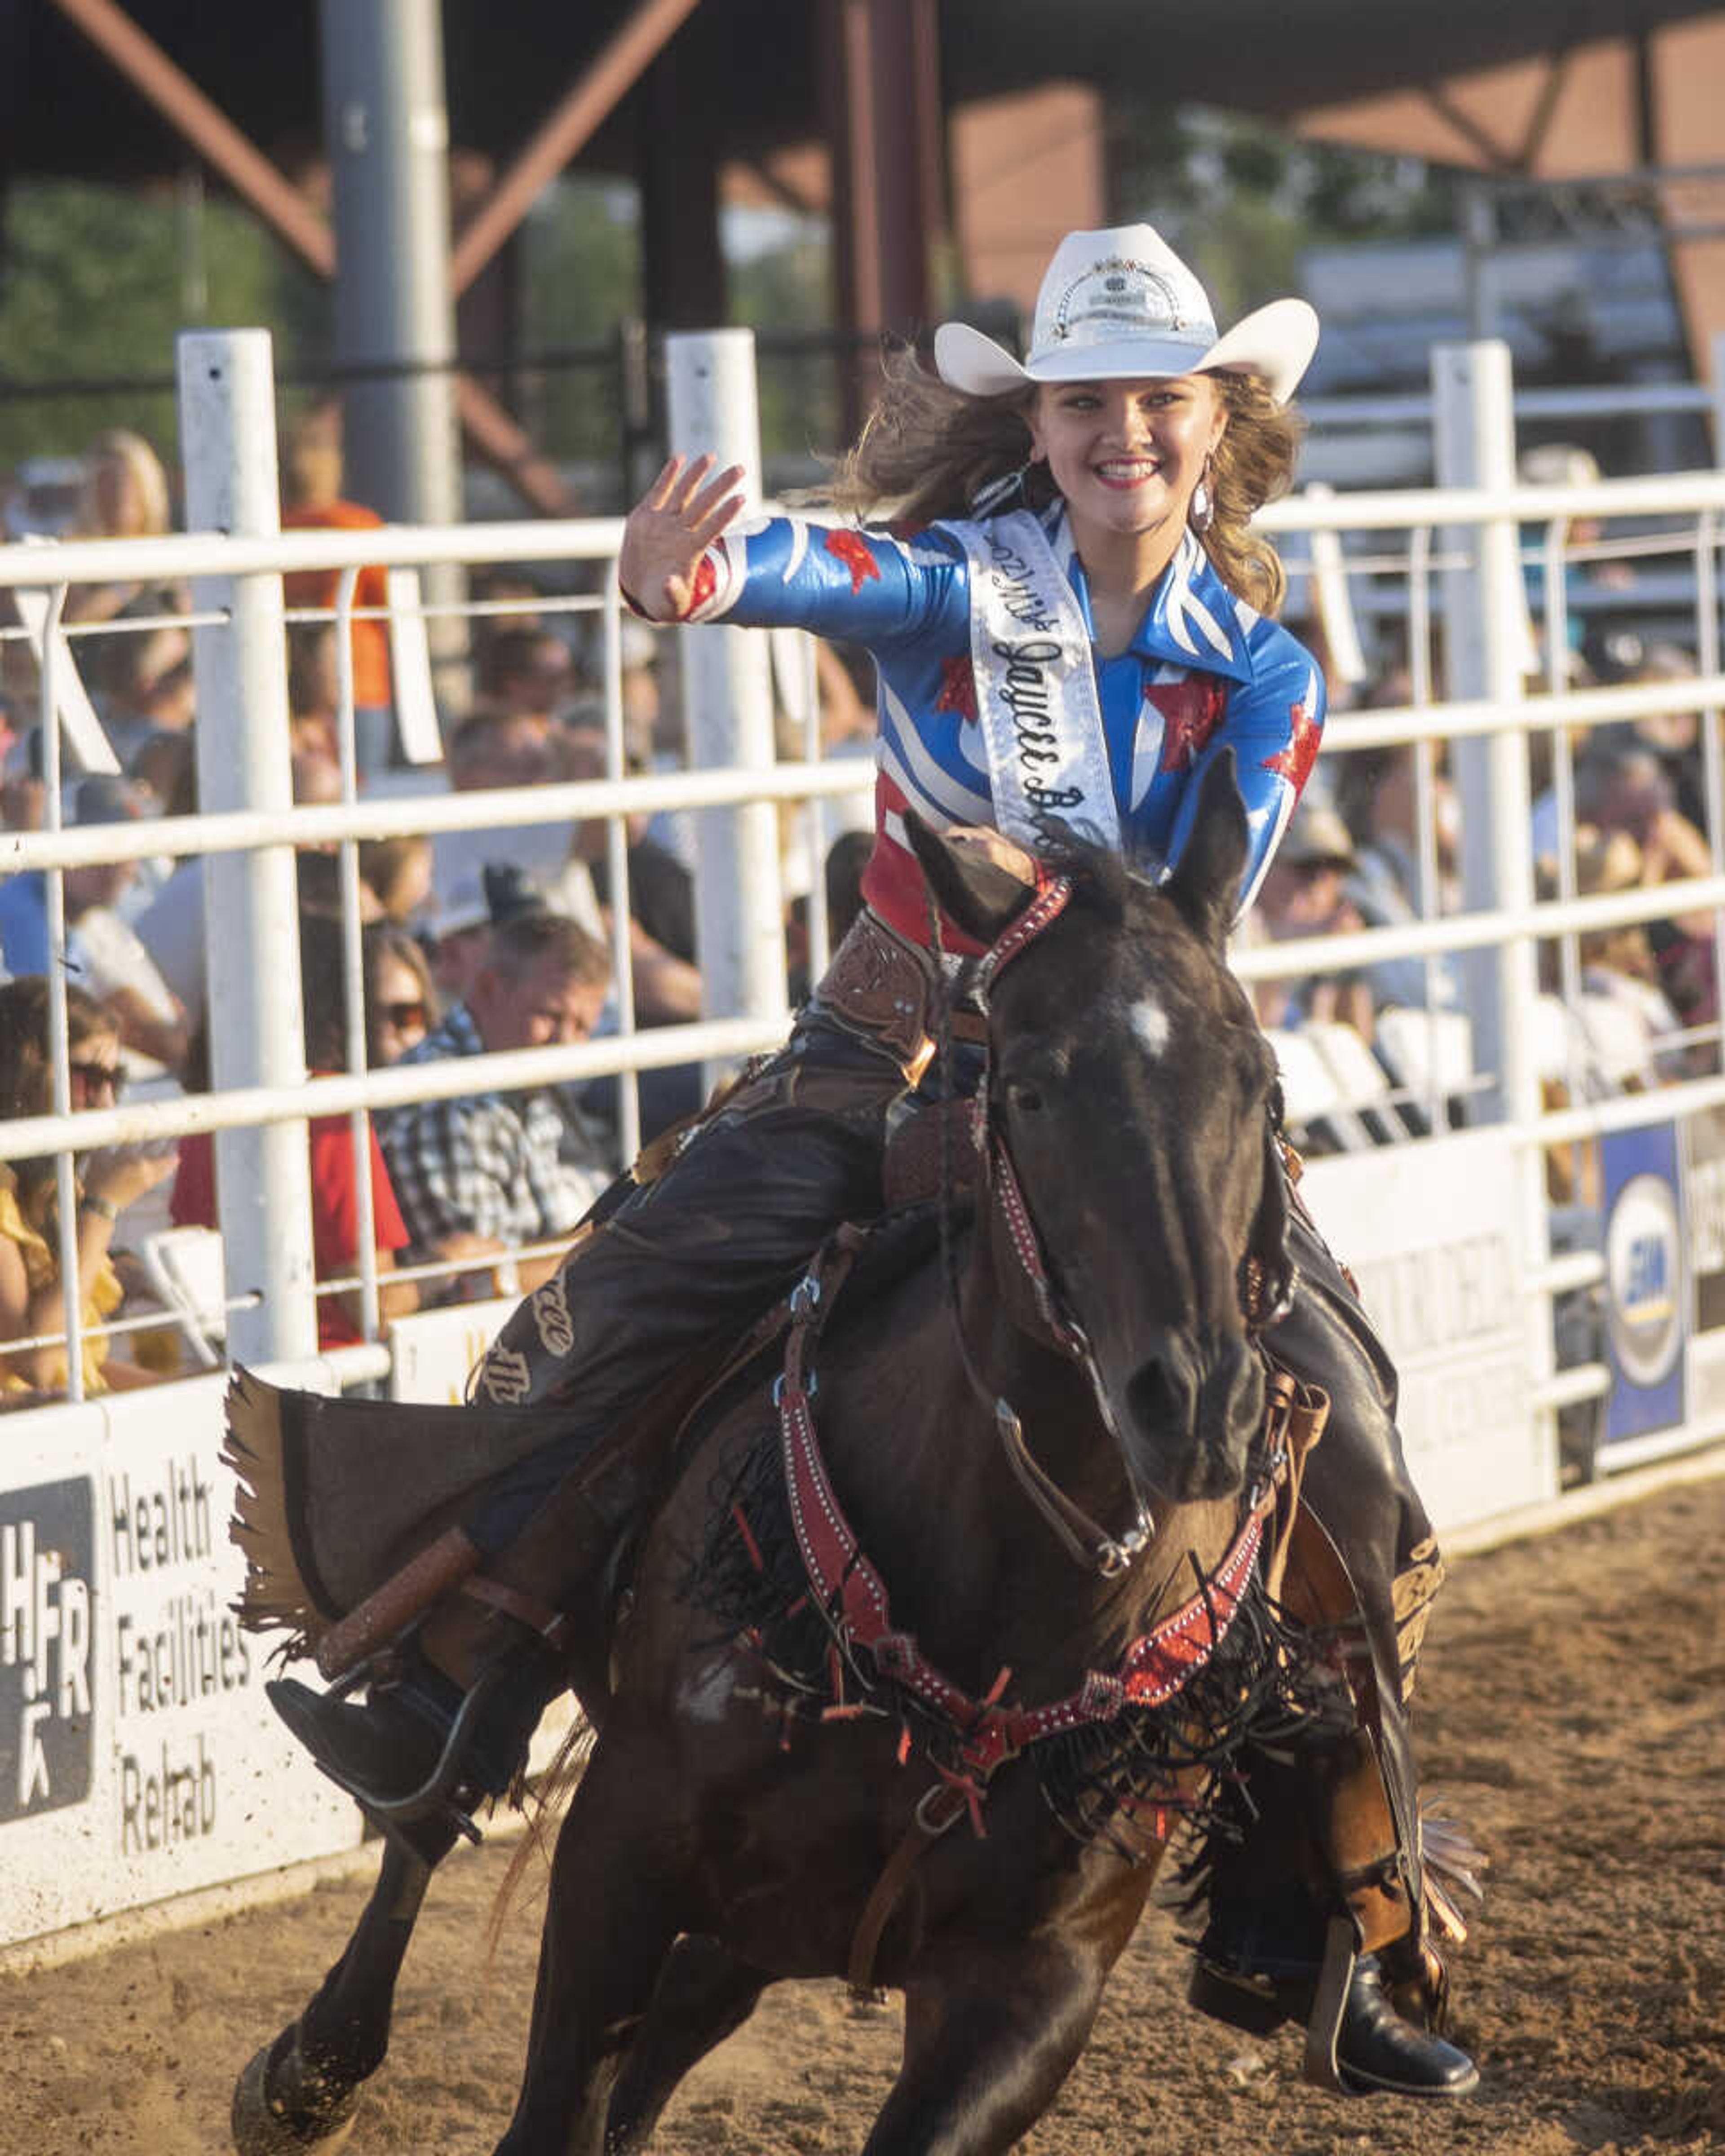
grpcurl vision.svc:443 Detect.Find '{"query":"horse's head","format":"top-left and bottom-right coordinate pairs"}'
top-left (910, 753), bottom-right (1289, 1510)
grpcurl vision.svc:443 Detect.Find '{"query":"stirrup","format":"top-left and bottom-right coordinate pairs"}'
top-left (270, 1652), bottom-right (522, 1855)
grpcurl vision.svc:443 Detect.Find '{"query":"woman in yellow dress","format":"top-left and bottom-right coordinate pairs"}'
top-left (0, 976), bottom-right (176, 1399)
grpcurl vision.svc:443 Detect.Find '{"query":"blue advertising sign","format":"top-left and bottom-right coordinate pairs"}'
top-left (1599, 1122), bottom-right (1686, 1449)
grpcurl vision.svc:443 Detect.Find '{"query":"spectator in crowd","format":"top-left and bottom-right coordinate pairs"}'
top-left (104, 728), bottom-right (193, 941)
top-left (364, 923), bottom-right (437, 1067)
top-left (1333, 742), bottom-right (1463, 1014)
top-left (1589, 641), bottom-right (1710, 836)
top-left (556, 721), bottom-right (702, 1017)
top-left (88, 621), bottom-right (195, 773)
top-left (1561, 740), bottom-right (1716, 1022)
top-left (423, 863), bottom-right (504, 1006)
top-left (1517, 441), bottom-right (1634, 672)
top-left (0, 776), bottom-right (190, 1073)
top-left (130, 726), bottom-right (197, 822)
top-left (1, 721), bottom-right (48, 834)
top-left (280, 408), bottom-right (394, 774)
top-left (286, 621), bottom-right (343, 766)
top-left (429, 709), bottom-right (583, 940)
top-left (1241, 796), bottom-right (1375, 1038)
top-left (381, 910), bottom-right (614, 1300)
top-left (0, 976), bottom-right (177, 1398)
top-left (63, 429), bottom-right (180, 627)
top-left (136, 742), bottom-right (360, 1026)
top-left (1536, 828), bottom-right (1690, 1102)
top-left (476, 625), bottom-right (581, 720)
top-left (432, 711), bottom-right (702, 1025)
top-left (171, 917), bottom-right (419, 1347)
top-left (356, 833), bottom-right (434, 927)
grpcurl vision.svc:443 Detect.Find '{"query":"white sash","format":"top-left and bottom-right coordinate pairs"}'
top-left (960, 511), bottom-right (1119, 852)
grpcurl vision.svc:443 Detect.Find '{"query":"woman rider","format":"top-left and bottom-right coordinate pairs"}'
top-left (273, 225), bottom-right (1476, 2098)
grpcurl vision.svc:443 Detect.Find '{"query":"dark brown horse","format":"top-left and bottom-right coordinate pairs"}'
top-left (232, 758), bottom-right (1318, 2156)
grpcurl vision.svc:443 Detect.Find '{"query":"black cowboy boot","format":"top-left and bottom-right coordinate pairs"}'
top-left (1189, 1909), bottom-right (1477, 2097)
top-left (1189, 1852), bottom-right (1478, 2099)
top-left (269, 1457), bottom-right (630, 1852)
top-left (1333, 1953), bottom-right (1477, 2096)
top-left (268, 1615), bottom-right (567, 1856)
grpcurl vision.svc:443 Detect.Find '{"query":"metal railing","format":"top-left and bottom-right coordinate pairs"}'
top-left (0, 329), bottom-right (1721, 1476)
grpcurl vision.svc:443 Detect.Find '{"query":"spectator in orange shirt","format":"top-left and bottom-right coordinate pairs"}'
top-left (281, 407), bottom-right (394, 774)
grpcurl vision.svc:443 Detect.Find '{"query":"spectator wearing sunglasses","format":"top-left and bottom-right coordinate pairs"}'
top-left (0, 977), bottom-right (177, 1399)
top-left (364, 923), bottom-right (437, 1067)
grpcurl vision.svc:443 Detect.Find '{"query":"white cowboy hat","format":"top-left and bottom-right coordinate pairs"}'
top-left (934, 224), bottom-right (1319, 407)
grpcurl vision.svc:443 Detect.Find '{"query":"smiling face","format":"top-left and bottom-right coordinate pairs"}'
top-left (1027, 373), bottom-right (1227, 563)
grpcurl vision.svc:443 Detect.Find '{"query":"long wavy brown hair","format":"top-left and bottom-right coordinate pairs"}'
top-left (811, 348), bottom-right (1304, 616)
top-left (0, 978), bottom-right (117, 1215)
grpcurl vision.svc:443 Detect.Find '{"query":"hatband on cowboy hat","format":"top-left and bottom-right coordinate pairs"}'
top-left (934, 224), bottom-right (1318, 407)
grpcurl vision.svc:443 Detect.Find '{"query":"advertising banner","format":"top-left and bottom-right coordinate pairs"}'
top-left (388, 1296), bottom-right (513, 1405)
top-left (1599, 1122), bottom-right (1686, 1454)
top-left (0, 1376), bottom-right (362, 1952)
top-left (1301, 1130), bottom-right (1549, 1530)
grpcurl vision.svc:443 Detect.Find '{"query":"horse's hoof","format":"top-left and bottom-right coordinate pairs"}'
top-left (231, 2032), bottom-right (359, 2154)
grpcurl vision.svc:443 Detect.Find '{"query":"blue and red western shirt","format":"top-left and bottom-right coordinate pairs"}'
top-left (682, 503), bottom-right (1325, 953)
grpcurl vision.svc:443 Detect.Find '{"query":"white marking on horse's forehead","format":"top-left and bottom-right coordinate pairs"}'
top-left (1128, 994), bottom-right (1172, 1059)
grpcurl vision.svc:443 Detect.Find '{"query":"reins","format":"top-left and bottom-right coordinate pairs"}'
top-left (922, 869), bottom-right (1293, 1578)
top-left (925, 870), bottom-right (1154, 1578)
top-left (763, 1215), bottom-right (1307, 1999)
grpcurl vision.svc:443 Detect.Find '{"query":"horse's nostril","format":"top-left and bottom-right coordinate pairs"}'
top-left (1126, 1355), bottom-right (1189, 1436)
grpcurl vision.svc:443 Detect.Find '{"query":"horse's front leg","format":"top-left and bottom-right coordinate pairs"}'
top-left (603, 1935), bottom-right (770, 2153)
top-left (232, 1822), bottom-right (457, 2152)
top-left (493, 1723), bottom-right (687, 2156)
top-left (864, 1919), bottom-right (1133, 2156)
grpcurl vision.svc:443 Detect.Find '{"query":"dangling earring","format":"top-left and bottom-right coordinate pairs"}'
top-left (972, 463), bottom-right (1030, 517)
top-left (1189, 455), bottom-right (1215, 535)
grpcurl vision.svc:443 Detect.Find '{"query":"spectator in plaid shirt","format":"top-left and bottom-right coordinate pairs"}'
top-left (382, 911), bottom-right (614, 1300)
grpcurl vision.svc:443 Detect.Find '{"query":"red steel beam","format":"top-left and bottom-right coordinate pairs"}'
top-left (48, 0), bottom-right (335, 275)
top-left (49, 0), bottom-right (577, 514)
top-left (450, 0), bottom-right (704, 298)
top-left (453, 379), bottom-right (579, 516)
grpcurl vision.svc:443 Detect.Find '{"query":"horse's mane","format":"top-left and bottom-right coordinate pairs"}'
top-left (1023, 824), bottom-right (1173, 936)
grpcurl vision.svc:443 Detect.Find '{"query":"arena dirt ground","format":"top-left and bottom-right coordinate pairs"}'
top-left (2, 1472), bottom-right (1721, 2156)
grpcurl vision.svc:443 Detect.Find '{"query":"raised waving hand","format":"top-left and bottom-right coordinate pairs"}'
top-left (618, 454), bottom-right (746, 622)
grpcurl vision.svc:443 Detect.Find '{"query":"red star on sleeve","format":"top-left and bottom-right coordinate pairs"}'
top-left (823, 529), bottom-right (882, 594)
top-left (934, 655), bottom-right (977, 721)
top-left (1260, 679), bottom-right (1322, 797)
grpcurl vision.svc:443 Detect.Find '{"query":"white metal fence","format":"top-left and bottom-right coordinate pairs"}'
top-left (0, 327), bottom-right (1721, 1488)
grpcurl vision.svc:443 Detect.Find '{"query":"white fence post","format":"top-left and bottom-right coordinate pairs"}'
top-left (664, 330), bottom-right (789, 1076)
top-left (176, 330), bottom-right (319, 1367)
top-left (1431, 339), bottom-right (1556, 1480)
top-left (1712, 330), bottom-right (1725, 468)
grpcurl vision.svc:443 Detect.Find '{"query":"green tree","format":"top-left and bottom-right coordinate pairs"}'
top-left (514, 175), bottom-right (641, 480)
top-left (1107, 104), bottom-right (1460, 309)
top-left (0, 177), bottom-right (323, 477)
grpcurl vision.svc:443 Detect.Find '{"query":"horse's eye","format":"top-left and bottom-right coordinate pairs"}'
top-left (1006, 1081), bottom-right (1045, 1115)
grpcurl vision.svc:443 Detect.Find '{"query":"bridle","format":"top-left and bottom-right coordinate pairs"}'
top-left (929, 869), bottom-right (1293, 1579)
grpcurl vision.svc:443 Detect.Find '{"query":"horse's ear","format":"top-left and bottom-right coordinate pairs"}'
top-left (1164, 749), bottom-right (1250, 951)
top-left (904, 812), bottom-right (1037, 948)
